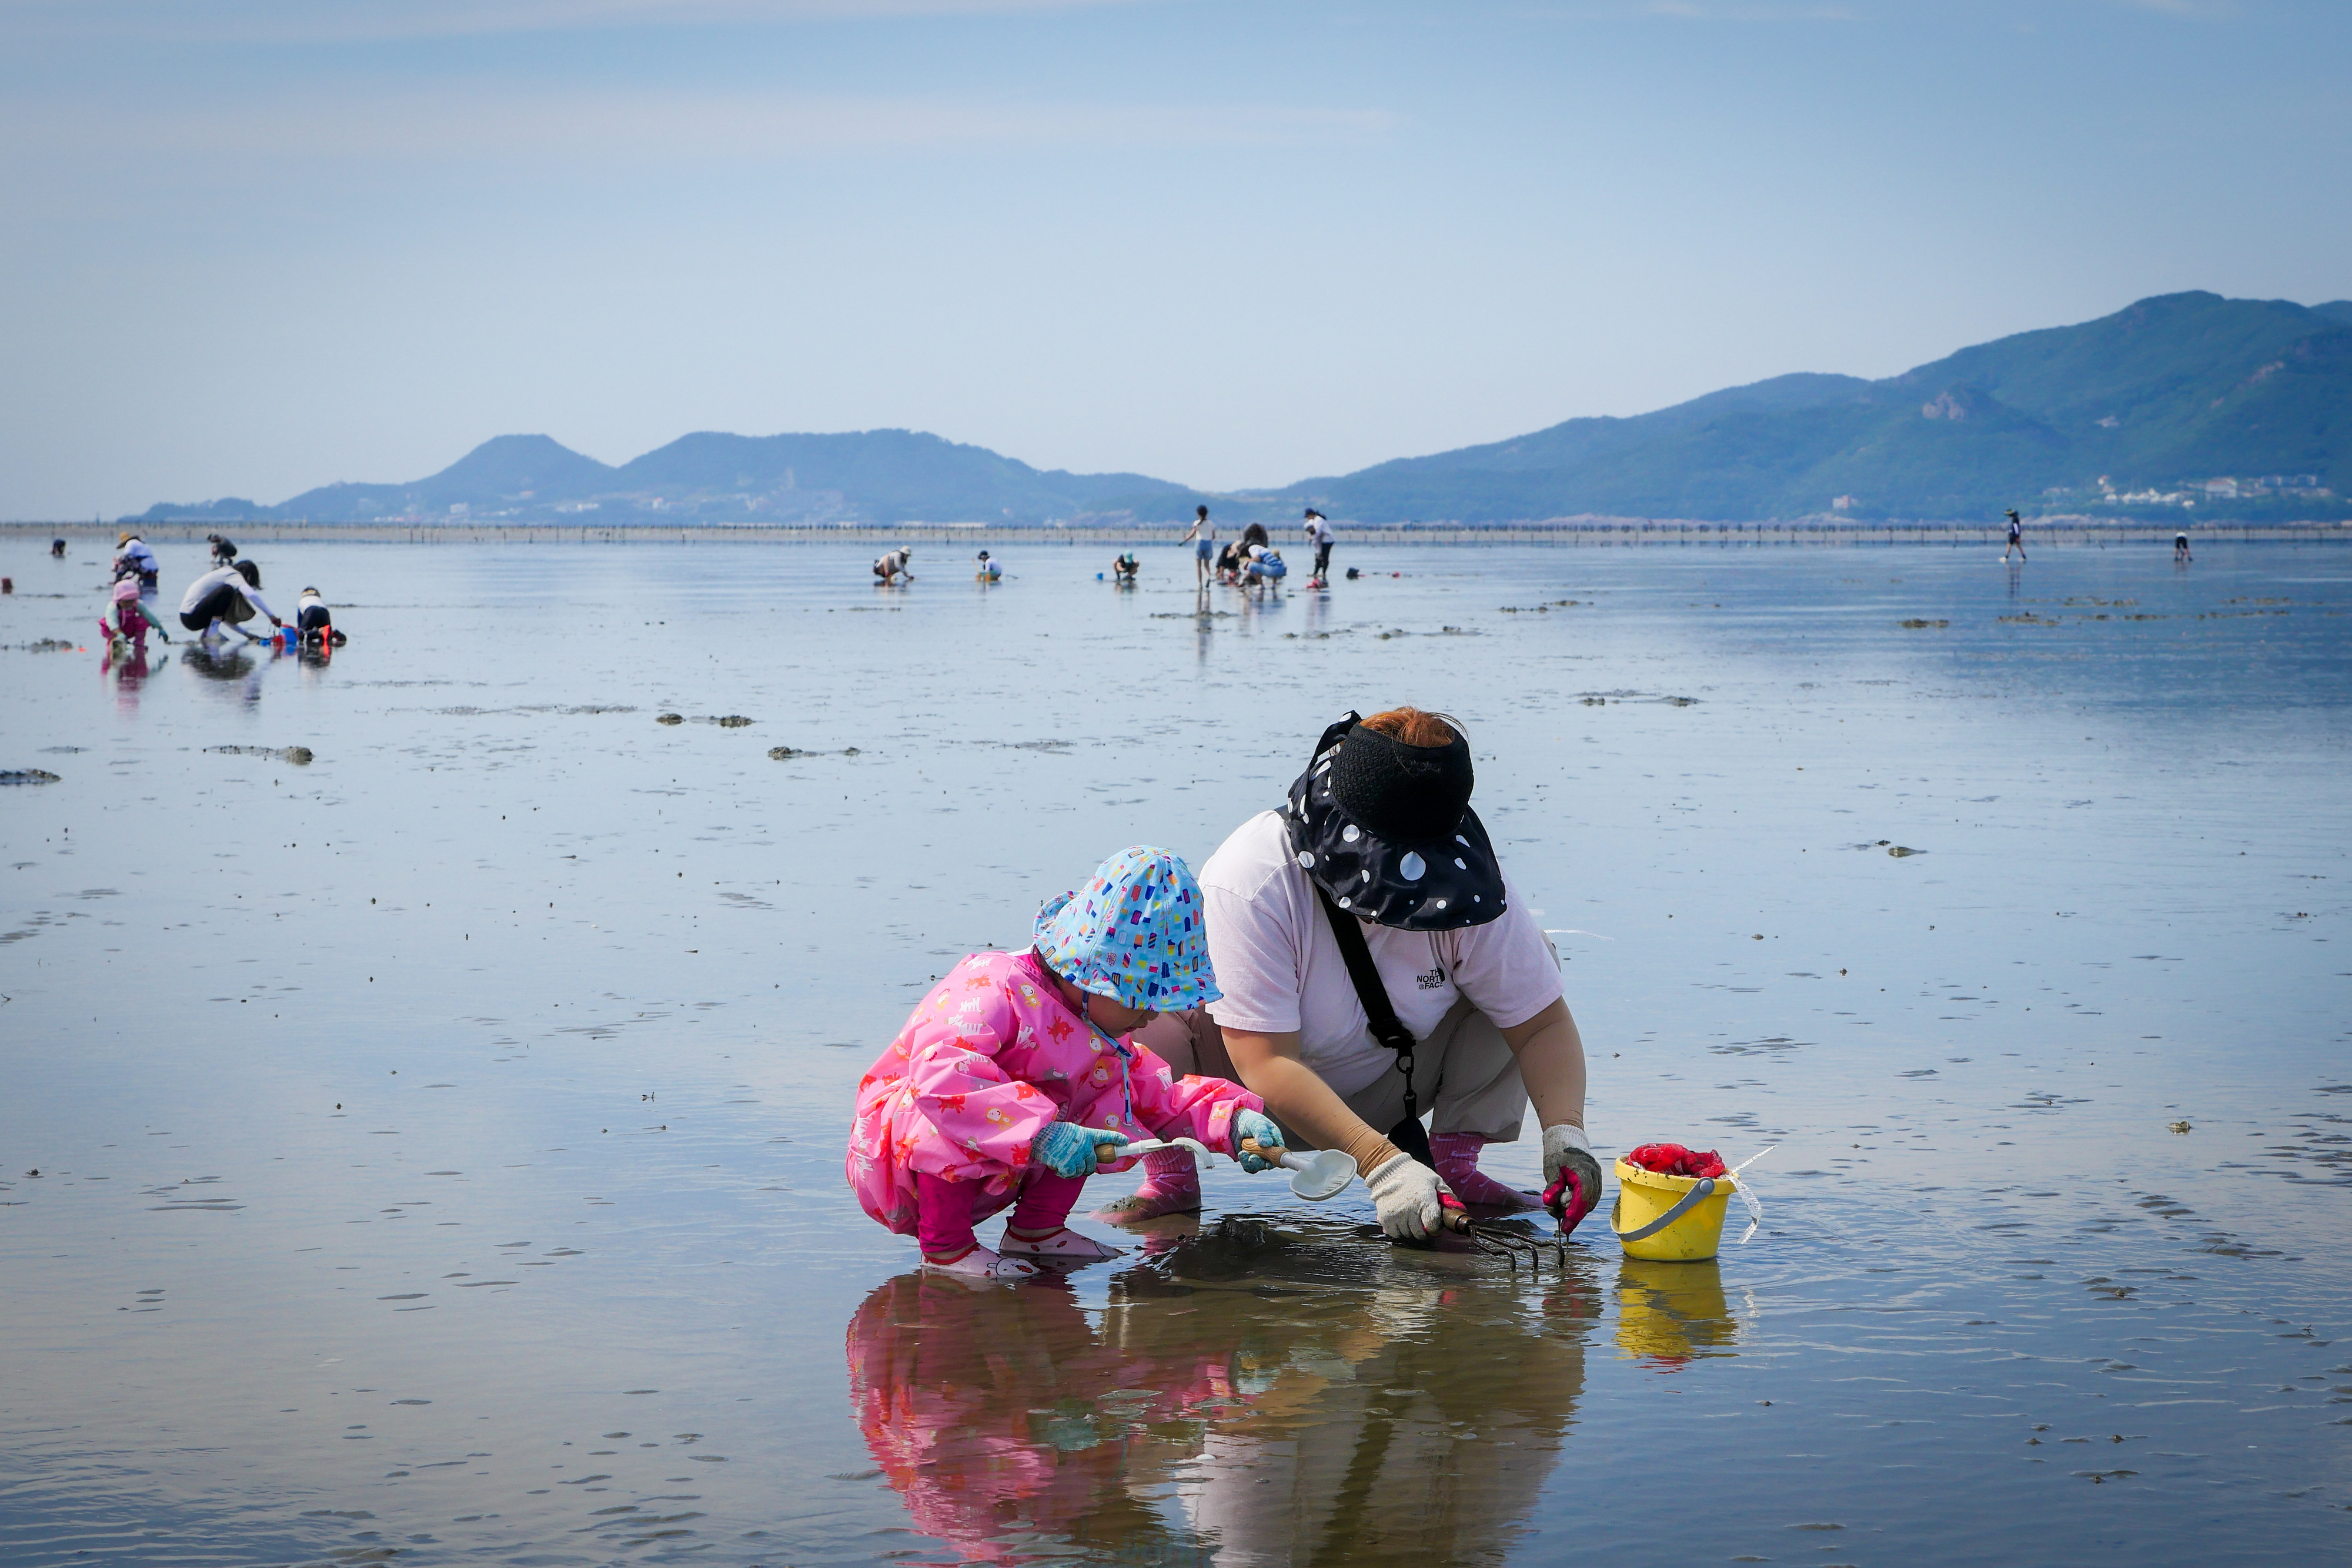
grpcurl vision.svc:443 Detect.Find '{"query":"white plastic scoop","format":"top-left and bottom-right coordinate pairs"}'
top-left (1090, 1132), bottom-right (1355, 1202)
top-left (1240, 1137), bottom-right (1355, 1201)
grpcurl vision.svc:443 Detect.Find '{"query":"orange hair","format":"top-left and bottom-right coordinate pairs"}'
top-left (1361, 707), bottom-right (1463, 748)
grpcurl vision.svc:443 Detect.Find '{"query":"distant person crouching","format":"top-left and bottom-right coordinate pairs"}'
top-left (296, 587), bottom-right (345, 644)
top-left (874, 547), bottom-right (914, 584)
top-left (103, 577), bottom-right (168, 644)
top-left (975, 550), bottom-right (1001, 582)
top-left (179, 559), bottom-right (281, 641)
top-left (115, 531), bottom-right (160, 591)
top-left (1241, 542), bottom-right (1287, 586)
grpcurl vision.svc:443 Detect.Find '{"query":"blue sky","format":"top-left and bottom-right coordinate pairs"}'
top-left (2, 0), bottom-right (2346, 517)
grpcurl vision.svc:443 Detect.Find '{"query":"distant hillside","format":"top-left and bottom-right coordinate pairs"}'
top-left (134, 429), bottom-right (1207, 527)
top-left (1287, 292), bottom-right (2352, 522)
top-left (129, 292), bottom-right (2352, 527)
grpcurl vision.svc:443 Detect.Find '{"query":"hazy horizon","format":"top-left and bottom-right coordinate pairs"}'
top-left (4, 0), bottom-right (2347, 518)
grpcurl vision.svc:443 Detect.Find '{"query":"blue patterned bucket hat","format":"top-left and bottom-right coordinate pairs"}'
top-left (1033, 845), bottom-right (1221, 1012)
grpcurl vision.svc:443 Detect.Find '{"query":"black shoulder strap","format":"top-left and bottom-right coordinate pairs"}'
top-left (1315, 884), bottom-right (1435, 1169)
top-left (1315, 883), bottom-right (1414, 1054)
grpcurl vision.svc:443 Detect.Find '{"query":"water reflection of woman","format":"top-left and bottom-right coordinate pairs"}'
top-left (844, 1226), bottom-right (1597, 1564)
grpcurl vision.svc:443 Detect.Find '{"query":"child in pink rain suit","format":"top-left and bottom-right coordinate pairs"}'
top-left (847, 844), bottom-right (1279, 1281)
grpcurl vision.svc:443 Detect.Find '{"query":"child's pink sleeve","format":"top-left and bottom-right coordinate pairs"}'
top-left (899, 1007), bottom-right (1060, 1178)
top-left (1125, 1042), bottom-right (1262, 1157)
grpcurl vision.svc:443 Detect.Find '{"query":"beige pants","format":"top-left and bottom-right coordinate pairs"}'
top-left (1138, 996), bottom-right (1530, 1149)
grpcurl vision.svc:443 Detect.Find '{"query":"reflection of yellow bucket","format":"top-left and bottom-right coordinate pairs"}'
top-left (1615, 1258), bottom-right (1738, 1367)
top-left (1609, 1157), bottom-right (1738, 1262)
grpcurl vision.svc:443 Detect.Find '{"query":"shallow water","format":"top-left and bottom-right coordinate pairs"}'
top-left (3, 538), bottom-right (2349, 1566)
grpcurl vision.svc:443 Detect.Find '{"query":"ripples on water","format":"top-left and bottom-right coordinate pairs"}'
top-left (2, 540), bottom-right (2348, 1565)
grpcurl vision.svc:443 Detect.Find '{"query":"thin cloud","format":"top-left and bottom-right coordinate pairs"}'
top-left (6, 88), bottom-right (1394, 161)
top-left (1643, 1), bottom-right (1858, 16)
top-left (1502, 1), bottom-right (1859, 19)
top-left (0, 0), bottom-right (1158, 43)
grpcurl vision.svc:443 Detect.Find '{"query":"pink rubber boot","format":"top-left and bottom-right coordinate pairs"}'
top-left (1431, 1133), bottom-right (1540, 1210)
top-left (1091, 1146), bottom-right (1202, 1223)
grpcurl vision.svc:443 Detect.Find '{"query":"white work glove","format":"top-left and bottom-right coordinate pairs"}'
top-left (1542, 1124), bottom-right (1604, 1231)
top-left (1364, 1152), bottom-right (1454, 1242)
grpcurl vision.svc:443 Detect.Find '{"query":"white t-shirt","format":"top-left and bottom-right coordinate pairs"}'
top-left (179, 564), bottom-right (277, 623)
top-left (1201, 810), bottom-right (1563, 1098)
top-left (1305, 516), bottom-right (1333, 546)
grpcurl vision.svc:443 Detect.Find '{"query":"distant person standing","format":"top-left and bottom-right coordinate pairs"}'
top-left (2002, 509), bottom-right (2026, 562)
top-left (874, 546), bottom-right (914, 584)
top-left (2174, 530), bottom-right (2193, 563)
top-left (1181, 504), bottom-right (1215, 587)
top-left (1303, 509), bottom-right (1335, 586)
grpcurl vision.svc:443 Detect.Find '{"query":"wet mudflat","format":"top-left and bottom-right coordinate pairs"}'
top-left (2, 537), bottom-right (2348, 1566)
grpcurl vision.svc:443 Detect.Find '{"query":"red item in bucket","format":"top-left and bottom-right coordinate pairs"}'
top-left (1626, 1142), bottom-right (1728, 1180)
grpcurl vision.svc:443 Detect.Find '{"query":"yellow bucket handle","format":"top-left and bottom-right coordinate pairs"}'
top-left (1613, 1176), bottom-right (1718, 1243)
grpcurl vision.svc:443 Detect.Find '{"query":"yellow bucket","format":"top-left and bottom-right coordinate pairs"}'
top-left (1609, 1157), bottom-right (1738, 1262)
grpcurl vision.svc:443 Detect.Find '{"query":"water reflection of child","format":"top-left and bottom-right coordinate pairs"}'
top-left (846, 1273), bottom-right (1237, 1564)
top-left (846, 845), bottom-right (1275, 1281)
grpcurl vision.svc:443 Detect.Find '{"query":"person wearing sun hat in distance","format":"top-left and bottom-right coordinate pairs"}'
top-left (846, 844), bottom-right (1280, 1281)
top-left (1109, 708), bottom-right (1603, 1243)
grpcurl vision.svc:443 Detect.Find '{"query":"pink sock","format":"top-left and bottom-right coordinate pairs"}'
top-left (1090, 1146), bottom-right (1202, 1222)
top-left (1430, 1134), bottom-right (1538, 1209)
top-left (915, 1171), bottom-right (980, 1260)
top-left (1007, 1171), bottom-right (1087, 1235)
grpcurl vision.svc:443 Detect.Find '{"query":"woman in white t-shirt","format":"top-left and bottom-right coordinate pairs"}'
top-left (1107, 707), bottom-right (1605, 1244)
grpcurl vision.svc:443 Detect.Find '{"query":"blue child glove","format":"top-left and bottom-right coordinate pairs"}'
top-left (1232, 1109), bottom-right (1285, 1174)
top-left (1031, 1122), bottom-right (1128, 1179)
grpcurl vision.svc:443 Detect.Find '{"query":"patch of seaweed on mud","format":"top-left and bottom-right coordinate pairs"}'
top-left (1578, 691), bottom-right (1700, 707)
top-left (206, 745), bottom-right (312, 764)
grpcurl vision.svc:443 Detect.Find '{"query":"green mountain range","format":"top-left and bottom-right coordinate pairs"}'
top-left (131, 291), bottom-right (2351, 527)
top-left (1290, 292), bottom-right (2351, 523)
